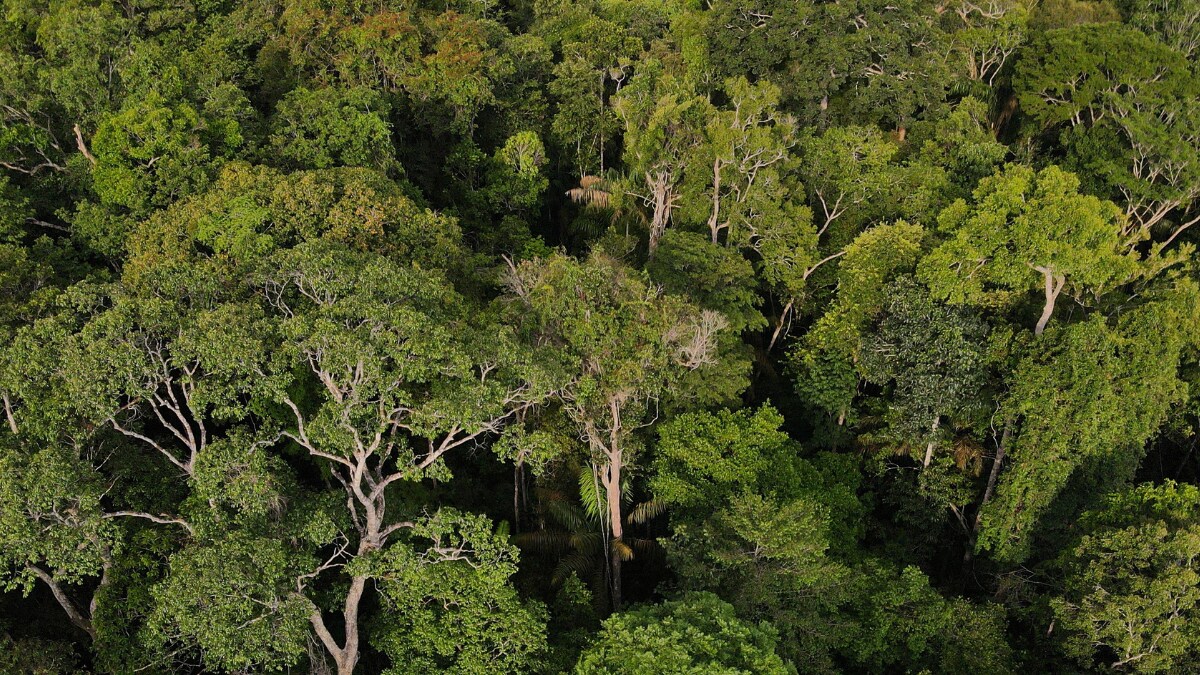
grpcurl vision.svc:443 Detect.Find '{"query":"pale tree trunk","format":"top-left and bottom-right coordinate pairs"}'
top-left (962, 423), bottom-right (1013, 582)
top-left (708, 158), bottom-right (724, 243)
top-left (3, 392), bottom-right (16, 434)
top-left (598, 397), bottom-right (626, 612)
top-left (73, 124), bottom-right (96, 166)
top-left (923, 416), bottom-right (941, 467)
top-left (646, 171), bottom-right (675, 259)
top-left (309, 469), bottom-right (383, 675)
top-left (974, 424), bottom-right (1012, 534)
top-left (604, 456), bottom-right (624, 610)
top-left (1033, 267), bottom-right (1065, 336)
top-left (309, 568), bottom-right (368, 675)
top-left (601, 448), bottom-right (624, 612)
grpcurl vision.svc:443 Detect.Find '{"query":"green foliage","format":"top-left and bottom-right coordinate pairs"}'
top-left (0, 634), bottom-right (85, 674)
top-left (574, 592), bottom-right (796, 675)
top-left (2, 0), bottom-right (1200, 671)
top-left (799, 126), bottom-right (899, 244)
top-left (978, 282), bottom-right (1200, 563)
top-left (373, 510), bottom-right (549, 675)
top-left (1053, 482), bottom-right (1200, 673)
top-left (792, 221), bottom-right (925, 419)
top-left (905, 96), bottom-right (1008, 207)
top-left (147, 534), bottom-right (314, 671)
top-left (1015, 23), bottom-right (1200, 241)
top-left (652, 406), bottom-right (786, 511)
top-left (919, 164), bottom-right (1139, 332)
top-left (268, 86), bottom-right (396, 172)
top-left (845, 563), bottom-right (1014, 674)
top-left (0, 441), bottom-right (115, 593)
top-left (859, 276), bottom-right (989, 460)
top-left (647, 230), bottom-right (764, 333)
top-left (91, 92), bottom-right (219, 214)
top-left (1126, 0), bottom-right (1200, 59)
top-left (505, 250), bottom-right (729, 437)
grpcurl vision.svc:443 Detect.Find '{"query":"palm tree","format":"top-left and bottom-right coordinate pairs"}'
top-left (564, 173), bottom-right (646, 245)
top-left (516, 464), bottom-right (663, 613)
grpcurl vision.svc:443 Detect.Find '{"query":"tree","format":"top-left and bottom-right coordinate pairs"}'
top-left (503, 252), bottom-right (729, 609)
top-left (145, 533), bottom-right (315, 671)
top-left (544, 12), bottom-right (640, 176)
top-left (370, 510), bottom-right (549, 675)
top-left (841, 0), bottom-right (954, 138)
top-left (918, 164), bottom-right (1140, 335)
top-left (798, 126), bottom-right (899, 247)
top-left (977, 282), bottom-right (1200, 563)
top-left (252, 241), bottom-right (555, 674)
top-left (516, 464), bottom-right (661, 609)
top-left (1053, 481), bottom-right (1200, 673)
top-left (792, 221), bottom-right (926, 424)
top-left (1127, 0), bottom-right (1200, 60)
top-left (573, 592), bottom-right (795, 675)
top-left (267, 86), bottom-right (396, 172)
top-left (651, 406), bottom-right (1011, 673)
top-left (904, 96), bottom-right (1008, 207)
top-left (1015, 24), bottom-right (1200, 248)
top-left (611, 61), bottom-right (710, 257)
top-left (948, 0), bottom-right (1029, 88)
top-left (679, 77), bottom-right (802, 248)
top-left (0, 439), bottom-right (116, 641)
top-left (860, 276), bottom-right (989, 467)
top-left (651, 406), bottom-right (788, 514)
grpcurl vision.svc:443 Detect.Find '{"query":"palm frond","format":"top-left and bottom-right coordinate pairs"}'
top-left (626, 499), bottom-right (667, 525)
top-left (515, 530), bottom-right (575, 555)
top-left (547, 498), bottom-right (591, 532)
top-left (568, 531), bottom-right (605, 555)
top-left (553, 552), bottom-right (599, 585)
top-left (578, 467), bottom-right (607, 522)
top-left (613, 539), bottom-right (636, 561)
top-left (566, 175), bottom-right (612, 208)
top-left (629, 537), bottom-right (663, 561)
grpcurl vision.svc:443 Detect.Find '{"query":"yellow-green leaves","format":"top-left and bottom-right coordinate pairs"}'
top-left (919, 164), bottom-right (1138, 333)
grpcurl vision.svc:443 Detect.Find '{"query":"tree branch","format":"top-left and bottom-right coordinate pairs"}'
top-left (28, 565), bottom-right (95, 639)
top-left (104, 510), bottom-right (194, 535)
top-left (73, 124), bottom-right (96, 166)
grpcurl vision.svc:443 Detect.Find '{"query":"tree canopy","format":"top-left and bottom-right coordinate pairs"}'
top-left (3, 0), bottom-right (1200, 673)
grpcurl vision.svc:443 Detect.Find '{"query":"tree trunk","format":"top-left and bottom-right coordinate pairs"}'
top-left (1034, 268), bottom-right (1065, 336)
top-left (923, 416), bottom-right (940, 467)
top-left (310, 573), bottom-right (367, 675)
top-left (609, 545), bottom-right (623, 613)
top-left (603, 456), bottom-right (624, 612)
top-left (2, 392), bottom-right (16, 434)
top-left (962, 424), bottom-right (1013, 585)
top-left (708, 158), bottom-right (723, 243)
top-left (974, 424), bottom-right (1012, 534)
top-left (646, 171), bottom-right (674, 259)
top-left (513, 462), bottom-right (522, 534)
top-left (336, 575), bottom-right (365, 675)
top-left (73, 124), bottom-right (96, 166)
